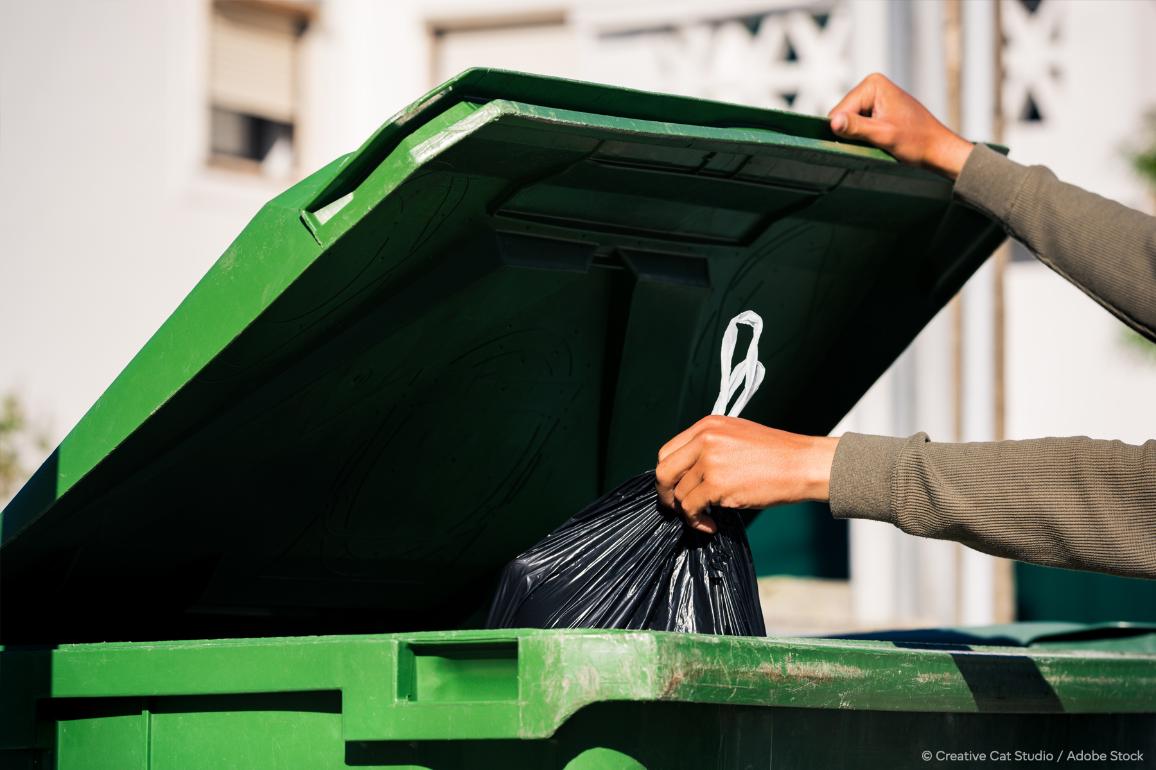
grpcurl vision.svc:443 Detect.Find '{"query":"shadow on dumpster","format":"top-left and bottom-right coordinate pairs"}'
top-left (834, 629), bottom-right (1065, 713)
top-left (943, 649), bottom-right (1065, 713)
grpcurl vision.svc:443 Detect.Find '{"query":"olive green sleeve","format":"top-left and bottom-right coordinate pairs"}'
top-left (954, 144), bottom-right (1156, 341)
top-left (826, 145), bottom-right (1156, 579)
top-left (829, 432), bottom-right (1156, 579)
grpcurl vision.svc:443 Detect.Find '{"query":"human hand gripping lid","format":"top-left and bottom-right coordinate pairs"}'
top-left (828, 72), bottom-right (974, 180)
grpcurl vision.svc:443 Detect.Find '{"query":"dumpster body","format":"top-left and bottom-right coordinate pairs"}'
top-left (2, 70), bottom-right (1153, 768)
top-left (4, 628), bottom-right (1156, 769)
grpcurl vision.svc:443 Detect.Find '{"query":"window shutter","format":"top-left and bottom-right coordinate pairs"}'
top-left (210, 3), bottom-right (300, 123)
top-left (433, 23), bottom-right (580, 85)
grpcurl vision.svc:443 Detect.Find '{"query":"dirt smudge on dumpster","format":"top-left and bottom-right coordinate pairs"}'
top-left (757, 658), bottom-right (867, 686)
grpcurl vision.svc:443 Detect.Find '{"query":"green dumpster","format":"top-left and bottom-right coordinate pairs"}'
top-left (3, 627), bottom-right (1155, 769)
top-left (2, 69), bottom-right (1153, 768)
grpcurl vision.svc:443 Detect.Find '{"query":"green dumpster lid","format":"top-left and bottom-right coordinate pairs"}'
top-left (0, 69), bottom-right (1005, 643)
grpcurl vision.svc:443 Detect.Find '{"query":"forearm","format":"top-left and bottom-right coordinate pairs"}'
top-left (830, 432), bottom-right (1156, 579)
top-left (954, 144), bottom-right (1156, 341)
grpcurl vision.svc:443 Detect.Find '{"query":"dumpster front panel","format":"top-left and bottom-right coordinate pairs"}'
top-left (3, 629), bottom-right (1154, 769)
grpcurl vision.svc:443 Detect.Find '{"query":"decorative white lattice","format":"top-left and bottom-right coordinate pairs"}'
top-left (590, 6), bottom-right (850, 114)
top-left (1002, 0), bottom-right (1065, 124)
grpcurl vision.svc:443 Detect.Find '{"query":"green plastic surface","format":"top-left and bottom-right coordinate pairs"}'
top-left (748, 500), bottom-right (848, 578)
top-left (1, 69), bottom-right (1006, 643)
top-left (1016, 561), bottom-right (1156, 625)
top-left (2, 629), bottom-right (1154, 769)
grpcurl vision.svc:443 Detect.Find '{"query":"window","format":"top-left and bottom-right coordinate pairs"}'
top-left (208, 0), bottom-right (312, 176)
top-left (431, 15), bottom-right (581, 86)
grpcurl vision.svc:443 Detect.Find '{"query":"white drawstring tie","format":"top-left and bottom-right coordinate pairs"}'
top-left (710, 310), bottom-right (765, 418)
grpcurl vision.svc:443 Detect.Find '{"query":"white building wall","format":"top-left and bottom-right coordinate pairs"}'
top-left (0, 0), bottom-right (434, 446)
top-left (1001, 0), bottom-right (1156, 446)
top-left (1, 2), bottom-right (284, 441)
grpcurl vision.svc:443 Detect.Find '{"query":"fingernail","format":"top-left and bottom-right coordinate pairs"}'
top-left (831, 113), bottom-right (847, 132)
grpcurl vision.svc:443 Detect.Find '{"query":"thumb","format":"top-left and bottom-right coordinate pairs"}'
top-left (830, 111), bottom-right (891, 148)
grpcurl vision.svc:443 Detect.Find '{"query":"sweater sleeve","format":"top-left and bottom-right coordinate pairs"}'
top-left (829, 432), bottom-right (1156, 579)
top-left (954, 143), bottom-right (1156, 341)
top-left (826, 147), bottom-right (1156, 577)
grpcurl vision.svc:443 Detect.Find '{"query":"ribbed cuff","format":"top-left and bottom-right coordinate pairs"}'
top-left (953, 143), bottom-right (1031, 223)
top-left (829, 433), bottom-right (906, 523)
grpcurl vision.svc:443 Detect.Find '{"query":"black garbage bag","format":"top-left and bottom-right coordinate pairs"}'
top-left (485, 470), bottom-right (766, 635)
top-left (486, 310), bottom-right (768, 636)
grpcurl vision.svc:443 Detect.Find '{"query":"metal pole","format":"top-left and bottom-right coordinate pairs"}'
top-left (946, 0), bottom-right (965, 444)
top-left (993, 0), bottom-right (1007, 445)
top-left (943, 0), bottom-right (965, 626)
top-left (990, 0), bottom-right (1016, 624)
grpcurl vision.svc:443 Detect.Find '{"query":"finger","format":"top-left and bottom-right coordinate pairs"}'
top-left (830, 112), bottom-right (893, 148)
top-left (672, 467), bottom-right (704, 509)
top-left (655, 436), bottom-right (705, 508)
top-left (679, 483), bottom-right (718, 534)
top-left (827, 75), bottom-right (878, 119)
